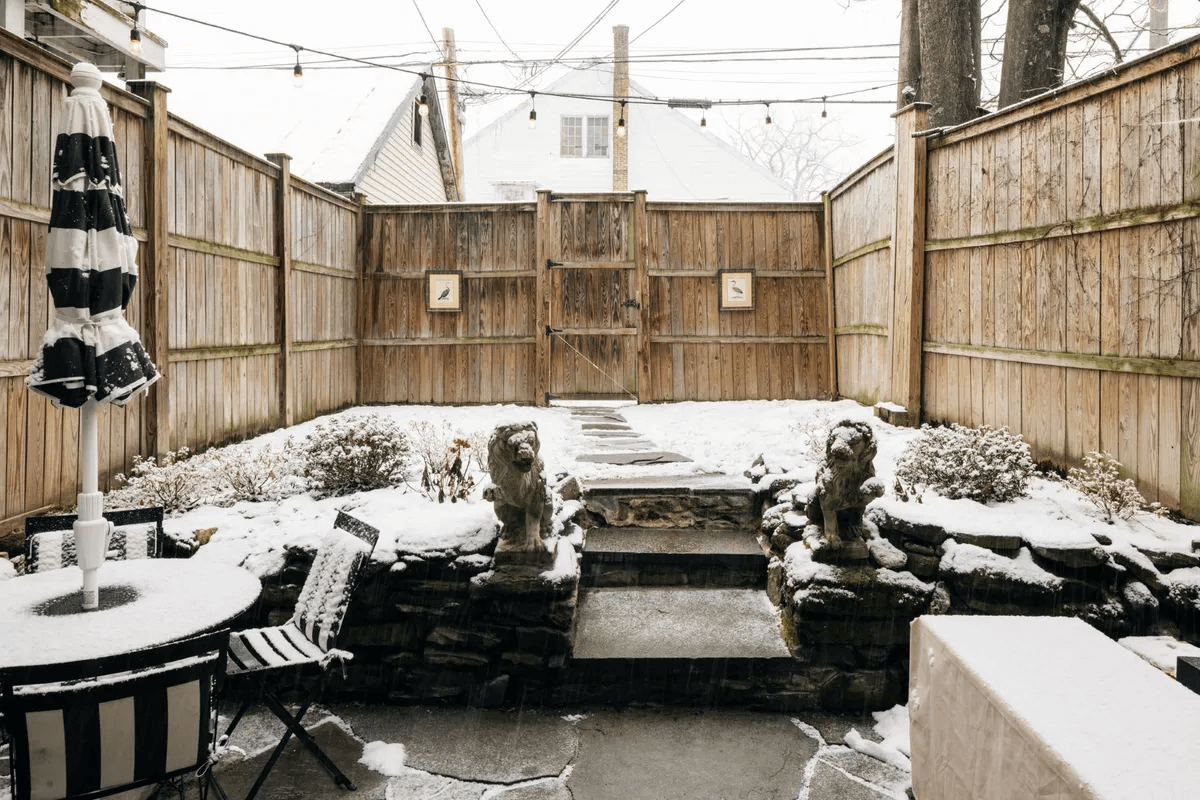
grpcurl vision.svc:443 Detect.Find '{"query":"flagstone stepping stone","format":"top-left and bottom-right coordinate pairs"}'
top-left (582, 429), bottom-right (642, 437)
top-left (581, 423), bottom-right (633, 431)
top-left (576, 451), bottom-right (692, 465)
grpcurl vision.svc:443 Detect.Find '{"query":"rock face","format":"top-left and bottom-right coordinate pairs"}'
top-left (805, 421), bottom-right (885, 558)
top-left (484, 422), bottom-right (555, 567)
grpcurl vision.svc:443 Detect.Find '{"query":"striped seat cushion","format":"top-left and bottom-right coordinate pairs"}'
top-left (27, 523), bottom-right (157, 573)
top-left (225, 623), bottom-right (327, 677)
top-left (10, 654), bottom-right (216, 800)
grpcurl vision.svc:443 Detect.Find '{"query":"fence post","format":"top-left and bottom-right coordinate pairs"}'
top-left (889, 102), bottom-right (931, 423)
top-left (535, 190), bottom-right (552, 406)
top-left (821, 191), bottom-right (838, 399)
top-left (266, 153), bottom-right (293, 428)
top-left (633, 190), bottom-right (650, 401)
top-left (353, 192), bottom-right (366, 407)
top-left (127, 81), bottom-right (171, 458)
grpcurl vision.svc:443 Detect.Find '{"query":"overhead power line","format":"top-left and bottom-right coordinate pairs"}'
top-left (132, 2), bottom-right (899, 109)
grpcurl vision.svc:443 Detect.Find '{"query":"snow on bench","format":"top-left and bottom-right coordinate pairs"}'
top-left (910, 615), bottom-right (1200, 800)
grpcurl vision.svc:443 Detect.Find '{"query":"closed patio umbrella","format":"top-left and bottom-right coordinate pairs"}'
top-left (27, 62), bottom-right (159, 610)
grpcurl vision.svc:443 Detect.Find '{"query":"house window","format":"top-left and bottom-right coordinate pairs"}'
top-left (587, 116), bottom-right (609, 157)
top-left (560, 115), bottom-right (609, 158)
top-left (412, 102), bottom-right (423, 148)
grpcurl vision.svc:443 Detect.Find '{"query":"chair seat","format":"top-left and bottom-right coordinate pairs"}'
top-left (226, 623), bottom-right (327, 677)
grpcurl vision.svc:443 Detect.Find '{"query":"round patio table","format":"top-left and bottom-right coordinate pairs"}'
top-left (0, 559), bottom-right (261, 669)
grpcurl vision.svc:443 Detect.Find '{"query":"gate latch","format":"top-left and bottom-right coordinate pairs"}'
top-left (546, 259), bottom-right (563, 268)
top-left (546, 326), bottom-right (563, 335)
top-left (623, 298), bottom-right (641, 309)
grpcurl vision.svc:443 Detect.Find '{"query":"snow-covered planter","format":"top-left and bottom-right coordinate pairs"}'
top-left (894, 424), bottom-right (1034, 503)
top-left (303, 415), bottom-right (411, 498)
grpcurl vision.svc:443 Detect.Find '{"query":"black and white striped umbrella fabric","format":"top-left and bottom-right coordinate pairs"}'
top-left (27, 62), bottom-right (158, 409)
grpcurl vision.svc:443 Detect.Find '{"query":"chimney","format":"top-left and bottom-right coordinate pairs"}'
top-left (612, 25), bottom-right (629, 192)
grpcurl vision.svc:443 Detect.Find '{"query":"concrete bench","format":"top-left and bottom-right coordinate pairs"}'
top-left (910, 616), bottom-right (1200, 800)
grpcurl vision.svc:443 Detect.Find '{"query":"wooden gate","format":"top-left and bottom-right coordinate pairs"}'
top-left (542, 194), bottom-right (641, 401)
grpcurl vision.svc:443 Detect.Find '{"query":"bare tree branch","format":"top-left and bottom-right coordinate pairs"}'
top-left (1079, 2), bottom-right (1125, 62)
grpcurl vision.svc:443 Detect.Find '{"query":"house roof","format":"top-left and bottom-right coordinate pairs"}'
top-left (463, 65), bottom-right (793, 201)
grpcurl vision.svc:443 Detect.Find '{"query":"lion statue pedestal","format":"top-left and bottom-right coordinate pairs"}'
top-left (484, 421), bottom-right (555, 567)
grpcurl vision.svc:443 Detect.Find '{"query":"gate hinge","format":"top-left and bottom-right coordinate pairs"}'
top-left (546, 325), bottom-right (563, 335)
top-left (623, 298), bottom-right (641, 309)
top-left (546, 259), bottom-right (563, 268)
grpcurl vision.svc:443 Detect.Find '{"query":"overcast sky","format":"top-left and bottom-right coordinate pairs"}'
top-left (139, 0), bottom-right (904, 176)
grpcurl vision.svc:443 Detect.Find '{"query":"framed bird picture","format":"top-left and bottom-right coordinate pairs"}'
top-left (426, 270), bottom-right (463, 312)
top-left (717, 269), bottom-right (755, 311)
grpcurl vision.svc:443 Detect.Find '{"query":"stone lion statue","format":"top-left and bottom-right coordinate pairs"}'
top-left (483, 422), bottom-right (554, 564)
top-left (805, 420), bottom-right (884, 547)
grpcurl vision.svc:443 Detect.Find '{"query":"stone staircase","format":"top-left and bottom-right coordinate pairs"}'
top-left (564, 473), bottom-right (793, 706)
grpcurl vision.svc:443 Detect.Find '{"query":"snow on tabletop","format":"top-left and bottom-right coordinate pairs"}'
top-left (939, 540), bottom-right (1063, 590)
top-left (359, 741), bottom-right (407, 777)
top-left (913, 616), bottom-right (1200, 797)
top-left (1118, 635), bottom-right (1200, 677)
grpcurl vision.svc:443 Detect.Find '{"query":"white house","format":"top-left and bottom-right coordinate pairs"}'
top-left (462, 65), bottom-right (792, 202)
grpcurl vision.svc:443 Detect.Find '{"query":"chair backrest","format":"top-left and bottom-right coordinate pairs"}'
top-left (290, 511), bottom-right (380, 653)
top-left (25, 508), bottom-right (164, 574)
top-left (1, 630), bottom-right (227, 800)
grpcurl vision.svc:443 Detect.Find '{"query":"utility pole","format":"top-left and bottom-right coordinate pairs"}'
top-left (1149, 0), bottom-right (1169, 50)
top-left (442, 27), bottom-right (464, 196)
top-left (612, 25), bottom-right (629, 192)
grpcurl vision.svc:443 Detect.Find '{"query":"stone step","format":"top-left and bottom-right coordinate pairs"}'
top-left (582, 475), bottom-right (758, 530)
top-left (581, 527), bottom-right (767, 588)
top-left (571, 587), bottom-right (790, 660)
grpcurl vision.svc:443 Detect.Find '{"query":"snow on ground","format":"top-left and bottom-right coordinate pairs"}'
top-left (152, 400), bottom-right (1197, 576)
top-left (1118, 635), bottom-right (1200, 677)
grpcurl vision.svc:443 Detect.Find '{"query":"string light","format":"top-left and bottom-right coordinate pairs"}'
top-left (763, 102), bottom-right (773, 129)
top-left (528, 91), bottom-right (537, 129)
top-left (616, 99), bottom-right (626, 138)
top-left (120, 4), bottom-right (902, 112)
top-left (821, 96), bottom-right (827, 119)
top-left (129, 26), bottom-right (142, 57)
top-left (291, 45), bottom-right (303, 88)
top-left (700, 112), bottom-right (707, 128)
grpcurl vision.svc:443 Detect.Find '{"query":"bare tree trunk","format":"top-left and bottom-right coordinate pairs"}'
top-left (898, 0), bottom-right (921, 107)
top-left (998, 0), bottom-right (1081, 108)
top-left (917, 0), bottom-right (980, 127)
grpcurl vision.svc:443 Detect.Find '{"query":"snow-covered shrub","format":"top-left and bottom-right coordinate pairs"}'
top-left (210, 438), bottom-right (306, 502)
top-left (110, 447), bottom-right (209, 512)
top-left (1068, 451), bottom-right (1146, 522)
top-left (409, 421), bottom-right (485, 503)
top-left (791, 409), bottom-right (836, 463)
top-left (894, 423), bottom-right (1034, 503)
top-left (303, 415), bottom-right (410, 497)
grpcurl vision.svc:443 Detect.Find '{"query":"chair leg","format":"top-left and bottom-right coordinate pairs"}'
top-left (223, 694), bottom-right (254, 740)
top-left (242, 688), bottom-right (355, 800)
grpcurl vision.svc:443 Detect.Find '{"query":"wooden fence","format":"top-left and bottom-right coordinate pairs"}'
top-left (827, 34), bottom-right (1200, 516)
top-left (0, 31), bottom-right (358, 531)
top-left (11, 25), bottom-right (1200, 531)
top-left (359, 196), bottom-right (832, 405)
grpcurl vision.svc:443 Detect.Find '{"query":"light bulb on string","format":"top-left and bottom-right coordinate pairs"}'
top-left (528, 92), bottom-right (537, 129)
top-left (821, 97), bottom-right (827, 119)
top-left (700, 112), bottom-right (707, 129)
top-left (291, 45), bottom-right (304, 88)
top-left (763, 103), bottom-right (773, 130)
top-left (418, 74), bottom-right (430, 117)
top-left (617, 99), bottom-right (626, 139)
top-left (129, 26), bottom-right (142, 57)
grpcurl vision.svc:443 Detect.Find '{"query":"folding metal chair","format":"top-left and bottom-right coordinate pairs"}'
top-left (1, 630), bottom-right (230, 800)
top-left (222, 511), bottom-right (379, 800)
top-left (24, 507), bottom-right (165, 574)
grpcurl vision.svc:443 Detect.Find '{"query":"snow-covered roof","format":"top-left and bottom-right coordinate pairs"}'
top-left (463, 65), bottom-right (793, 201)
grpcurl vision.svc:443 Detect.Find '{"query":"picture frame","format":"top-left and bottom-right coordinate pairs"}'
top-left (426, 270), bottom-right (463, 312)
top-left (717, 269), bottom-right (755, 311)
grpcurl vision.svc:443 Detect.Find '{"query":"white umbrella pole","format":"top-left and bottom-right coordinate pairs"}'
top-left (75, 399), bottom-right (110, 609)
